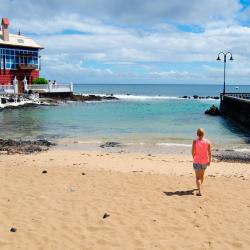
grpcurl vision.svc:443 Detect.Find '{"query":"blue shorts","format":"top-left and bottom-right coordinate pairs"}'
top-left (193, 163), bottom-right (208, 171)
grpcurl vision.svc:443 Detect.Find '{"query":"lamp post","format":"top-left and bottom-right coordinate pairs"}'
top-left (217, 52), bottom-right (233, 94)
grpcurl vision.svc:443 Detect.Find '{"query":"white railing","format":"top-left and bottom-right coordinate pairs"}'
top-left (0, 84), bottom-right (15, 94)
top-left (224, 93), bottom-right (250, 100)
top-left (27, 84), bottom-right (49, 90)
top-left (27, 83), bottom-right (73, 93)
top-left (0, 82), bottom-right (73, 95)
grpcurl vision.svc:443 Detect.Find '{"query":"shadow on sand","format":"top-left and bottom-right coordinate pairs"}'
top-left (164, 189), bottom-right (197, 196)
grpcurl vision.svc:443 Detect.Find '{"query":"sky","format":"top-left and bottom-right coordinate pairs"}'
top-left (1, 0), bottom-right (250, 84)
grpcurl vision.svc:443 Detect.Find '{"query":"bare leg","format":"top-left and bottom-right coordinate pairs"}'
top-left (195, 170), bottom-right (202, 196)
top-left (201, 169), bottom-right (205, 184)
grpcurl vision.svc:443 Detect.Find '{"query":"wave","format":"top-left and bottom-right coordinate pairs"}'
top-left (156, 143), bottom-right (191, 147)
top-left (114, 94), bottom-right (181, 100)
top-left (233, 148), bottom-right (250, 153)
top-left (79, 93), bottom-right (219, 101)
top-left (74, 140), bottom-right (102, 144)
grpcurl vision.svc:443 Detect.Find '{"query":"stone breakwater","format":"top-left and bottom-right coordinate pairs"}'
top-left (220, 95), bottom-right (250, 132)
top-left (0, 139), bottom-right (56, 154)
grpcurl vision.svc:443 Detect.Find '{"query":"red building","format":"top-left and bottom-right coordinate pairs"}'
top-left (0, 17), bottom-right (43, 92)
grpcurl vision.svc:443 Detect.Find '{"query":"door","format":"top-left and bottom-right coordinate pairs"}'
top-left (18, 80), bottom-right (24, 94)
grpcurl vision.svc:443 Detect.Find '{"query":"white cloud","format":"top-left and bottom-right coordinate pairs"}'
top-left (1, 0), bottom-right (250, 84)
top-left (1, 0), bottom-right (242, 27)
top-left (148, 70), bottom-right (201, 79)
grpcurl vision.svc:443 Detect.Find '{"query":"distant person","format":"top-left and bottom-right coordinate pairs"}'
top-left (192, 128), bottom-right (211, 196)
top-left (53, 80), bottom-right (57, 85)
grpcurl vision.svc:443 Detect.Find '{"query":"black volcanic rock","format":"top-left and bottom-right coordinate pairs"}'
top-left (213, 150), bottom-right (250, 163)
top-left (100, 142), bottom-right (122, 148)
top-left (205, 105), bottom-right (221, 116)
top-left (103, 213), bottom-right (110, 219)
top-left (0, 139), bottom-right (56, 154)
top-left (10, 227), bottom-right (17, 232)
top-left (70, 94), bottom-right (118, 102)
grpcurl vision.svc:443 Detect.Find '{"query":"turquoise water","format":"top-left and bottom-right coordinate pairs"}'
top-left (0, 84), bottom-right (250, 150)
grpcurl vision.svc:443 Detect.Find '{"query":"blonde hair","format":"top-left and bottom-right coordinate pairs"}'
top-left (197, 128), bottom-right (205, 138)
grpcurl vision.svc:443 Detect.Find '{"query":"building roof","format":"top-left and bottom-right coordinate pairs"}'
top-left (1, 18), bottom-right (9, 26)
top-left (0, 32), bottom-right (43, 49)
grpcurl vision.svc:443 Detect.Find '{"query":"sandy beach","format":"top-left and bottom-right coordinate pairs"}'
top-left (0, 149), bottom-right (249, 250)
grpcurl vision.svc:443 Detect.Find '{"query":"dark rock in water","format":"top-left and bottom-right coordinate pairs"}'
top-left (180, 95), bottom-right (220, 100)
top-left (70, 94), bottom-right (118, 102)
top-left (42, 170), bottom-right (47, 174)
top-left (0, 139), bottom-right (56, 154)
top-left (1, 98), bottom-right (7, 104)
top-left (88, 95), bottom-right (102, 101)
top-left (34, 139), bottom-right (55, 147)
top-left (10, 227), bottom-right (16, 232)
top-left (100, 142), bottom-right (122, 148)
top-left (205, 105), bottom-right (220, 116)
top-left (104, 96), bottom-right (117, 100)
top-left (8, 98), bottom-right (15, 103)
top-left (103, 213), bottom-right (110, 219)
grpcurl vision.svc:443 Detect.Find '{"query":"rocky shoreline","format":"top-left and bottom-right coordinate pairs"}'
top-left (0, 138), bottom-right (249, 163)
top-left (1, 94), bottom-right (221, 110)
top-left (181, 95), bottom-right (220, 99)
top-left (40, 94), bottom-right (118, 105)
top-left (0, 139), bottom-right (56, 154)
top-left (99, 141), bottom-right (250, 163)
top-left (213, 149), bottom-right (250, 163)
top-left (0, 94), bottom-right (118, 109)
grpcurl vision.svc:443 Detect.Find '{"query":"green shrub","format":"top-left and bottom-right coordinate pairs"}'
top-left (32, 77), bottom-right (48, 85)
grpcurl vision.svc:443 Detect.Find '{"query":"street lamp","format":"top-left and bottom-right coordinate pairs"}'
top-left (217, 52), bottom-right (233, 94)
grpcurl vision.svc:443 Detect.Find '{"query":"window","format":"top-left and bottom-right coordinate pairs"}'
top-left (17, 39), bottom-right (24, 43)
top-left (0, 47), bottom-right (40, 69)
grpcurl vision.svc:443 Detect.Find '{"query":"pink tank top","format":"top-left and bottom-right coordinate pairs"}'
top-left (193, 138), bottom-right (209, 164)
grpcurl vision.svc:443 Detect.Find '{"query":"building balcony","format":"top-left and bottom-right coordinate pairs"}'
top-left (17, 63), bottom-right (35, 70)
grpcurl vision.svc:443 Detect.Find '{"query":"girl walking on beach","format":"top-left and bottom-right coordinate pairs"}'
top-left (192, 128), bottom-right (211, 196)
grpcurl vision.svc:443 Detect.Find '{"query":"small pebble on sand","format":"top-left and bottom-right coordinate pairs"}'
top-left (103, 213), bottom-right (110, 219)
top-left (10, 227), bottom-right (16, 232)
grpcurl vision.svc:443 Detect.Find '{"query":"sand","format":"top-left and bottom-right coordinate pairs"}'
top-left (0, 149), bottom-right (250, 250)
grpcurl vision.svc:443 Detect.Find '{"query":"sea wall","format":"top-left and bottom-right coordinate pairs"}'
top-left (220, 95), bottom-right (250, 132)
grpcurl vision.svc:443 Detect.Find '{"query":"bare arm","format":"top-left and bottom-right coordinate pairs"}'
top-left (208, 142), bottom-right (211, 166)
top-left (192, 140), bottom-right (196, 159)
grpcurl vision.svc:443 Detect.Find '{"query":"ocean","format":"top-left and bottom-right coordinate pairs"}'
top-left (0, 84), bottom-right (250, 152)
